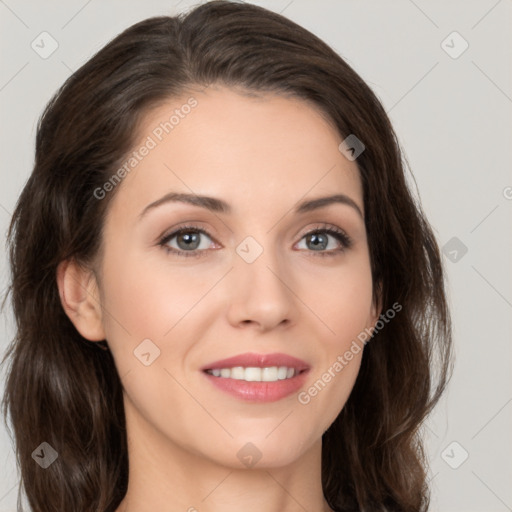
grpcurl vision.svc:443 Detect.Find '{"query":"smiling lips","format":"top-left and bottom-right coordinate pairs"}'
top-left (201, 352), bottom-right (310, 402)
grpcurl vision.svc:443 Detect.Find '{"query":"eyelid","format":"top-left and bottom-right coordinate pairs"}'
top-left (158, 223), bottom-right (214, 244)
top-left (296, 222), bottom-right (352, 245)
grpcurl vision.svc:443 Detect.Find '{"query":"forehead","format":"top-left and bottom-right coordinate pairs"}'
top-left (109, 85), bottom-right (363, 217)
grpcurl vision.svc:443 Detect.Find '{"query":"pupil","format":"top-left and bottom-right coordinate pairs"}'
top-left (179, 232), bottom-right (199, 250)
top-left (309, 233), bottom-right (326, 250)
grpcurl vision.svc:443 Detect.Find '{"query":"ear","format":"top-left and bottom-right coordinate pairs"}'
top-left (368, 280), bottom-right (383, 329)
top-left (56, 259), bottom-right (106, 341)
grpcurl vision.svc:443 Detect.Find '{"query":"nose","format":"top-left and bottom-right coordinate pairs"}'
top-left (225, 244), bottom-right (296, 332)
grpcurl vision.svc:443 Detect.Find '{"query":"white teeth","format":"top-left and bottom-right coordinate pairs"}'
top-left (261, 367), bottom-right (278, 382)
top-left (277, 366), bottom-right (288, 380)
top-left (244, 367), bottom-right (261, 381)
top-left (207, 366), bottom-right (298, 382)
top-left (231, 366), bottom-right (245, 380)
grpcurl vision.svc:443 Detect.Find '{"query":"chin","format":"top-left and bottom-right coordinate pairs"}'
top-left (200, 433), bottom-right (316, 470)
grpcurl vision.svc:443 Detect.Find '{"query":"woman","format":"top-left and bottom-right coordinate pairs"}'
top-left (1, 1), bottom-right (452, 511)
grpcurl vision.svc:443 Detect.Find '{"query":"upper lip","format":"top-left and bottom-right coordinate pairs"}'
top-left (201, 352), bottom-right (310, 371)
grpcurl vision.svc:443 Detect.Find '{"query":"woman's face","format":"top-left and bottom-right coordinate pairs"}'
top-left (94, 85), bottom-right (379, 469)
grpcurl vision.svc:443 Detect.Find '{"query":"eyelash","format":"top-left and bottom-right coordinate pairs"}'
top-left (158, 223), bottom-right (352, 258)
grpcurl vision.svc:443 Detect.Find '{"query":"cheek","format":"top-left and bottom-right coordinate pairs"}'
top-left (97, 249), bottom-right (233, 394)
top-left (306, 256), bottom-right (374, 344)
top-left (99, 250), bottom-right (218, 343)
top-left (295, 351), bottom-right (362, 445)
top-left (296, 258), bottom-right (372, 424)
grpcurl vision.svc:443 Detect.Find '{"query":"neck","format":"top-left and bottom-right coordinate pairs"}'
top-left (115, 399), bottom-right (332, 512)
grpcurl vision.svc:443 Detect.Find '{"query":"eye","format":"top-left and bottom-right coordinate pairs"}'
top-left (158, 225), bottom-right (216, 258)
top-left (295, 224), bottom-right (352, 257)
top-left (158, 223), bottom-right (352, 258)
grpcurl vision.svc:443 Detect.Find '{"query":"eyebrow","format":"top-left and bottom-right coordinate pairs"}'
top-left (139, 192), bottom-right (364, 220)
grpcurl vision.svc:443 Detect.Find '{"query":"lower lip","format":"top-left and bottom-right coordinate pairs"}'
top-left (203, 370), bottom-right (309, 402)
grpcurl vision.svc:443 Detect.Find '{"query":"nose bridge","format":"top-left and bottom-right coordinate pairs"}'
top-left (227, 231), bottom-right (295, 329)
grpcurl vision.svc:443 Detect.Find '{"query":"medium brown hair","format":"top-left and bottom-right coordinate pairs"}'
top-left (2, 2), bottom-right (452, 510)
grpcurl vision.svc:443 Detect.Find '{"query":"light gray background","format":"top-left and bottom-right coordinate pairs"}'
top-left (1, 1), bottom-right (511, 511)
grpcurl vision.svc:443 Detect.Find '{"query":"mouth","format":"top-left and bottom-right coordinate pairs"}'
top-left (201, 352), bottom-right (310, 402)
top-left (205, 366), bottom-right (304, 382)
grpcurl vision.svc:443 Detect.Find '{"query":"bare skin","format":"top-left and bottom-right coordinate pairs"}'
top-left (58, 85), bottom-right (380, 512)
